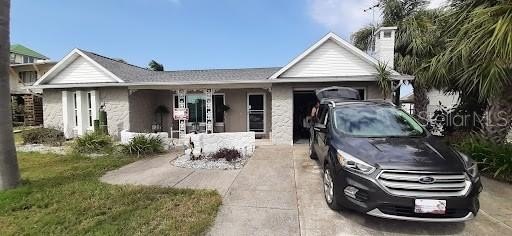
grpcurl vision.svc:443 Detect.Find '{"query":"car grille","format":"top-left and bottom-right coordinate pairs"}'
top-left (377, 170), bottom-right (471, 197)
top-left (378, 204), bottom-right (470, 218)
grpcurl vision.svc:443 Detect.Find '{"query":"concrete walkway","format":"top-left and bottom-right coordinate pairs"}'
top-left (102, 145), bottom-right (512, 235)
top-left (101, 152), bottom-right (240, 196)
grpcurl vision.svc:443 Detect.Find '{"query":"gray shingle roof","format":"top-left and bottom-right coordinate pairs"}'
top-left (80, 49), bottom-right (279, 83)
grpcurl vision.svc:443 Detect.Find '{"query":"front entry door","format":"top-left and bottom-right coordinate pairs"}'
top-left (247, 93), bottom-right (265, 133)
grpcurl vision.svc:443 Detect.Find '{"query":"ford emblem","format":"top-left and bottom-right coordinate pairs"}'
top-left (419, 176), bottom-right (435, 184)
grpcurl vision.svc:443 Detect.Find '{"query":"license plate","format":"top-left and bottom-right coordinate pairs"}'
top-left (414, 199), bottom-right (446, 214)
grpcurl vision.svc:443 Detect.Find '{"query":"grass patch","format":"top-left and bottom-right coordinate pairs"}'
top-left (0, 153), bottom-right (222, 235)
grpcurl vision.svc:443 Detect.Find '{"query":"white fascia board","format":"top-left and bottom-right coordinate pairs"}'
top-left (33, 48), bottom-right (124, 86)
top-left (29, 74), bottom-right (413, 90)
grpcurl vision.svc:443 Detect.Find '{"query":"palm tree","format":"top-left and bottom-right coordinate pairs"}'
top-left (426, 0), bottom-right (512, 143)
top-left (0, 0), bottom-right (20, 190)
top-left (148, 60), bottom-right (164, 71)
top-left (352, 0), bottom-right (439, 122)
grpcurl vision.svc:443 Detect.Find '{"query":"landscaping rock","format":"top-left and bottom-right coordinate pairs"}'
top-left (16, 144), bottom-right (69, 155)
top-left (172, 154), bottom-right (250, 170)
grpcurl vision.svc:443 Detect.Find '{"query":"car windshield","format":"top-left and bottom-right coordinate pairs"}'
top-left (333, 105), bottom-right (425, 137)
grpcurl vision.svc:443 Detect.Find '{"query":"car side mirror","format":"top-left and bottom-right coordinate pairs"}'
top-left (314, 123), bottom-right (327, 133)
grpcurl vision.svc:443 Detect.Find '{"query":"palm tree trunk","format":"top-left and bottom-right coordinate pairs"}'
top-left (412, 81), bottom-right (429, 124)
top-left (0, 0), bottom-right (20, 190)
top-left (483, 88), bottom-right (512, 143)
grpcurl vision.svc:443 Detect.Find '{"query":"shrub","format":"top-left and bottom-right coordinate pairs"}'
top-left (211, 148), bottom-right (242, 162)
top-left (122, 135), bottom-right (164, 157)
top-left (456, 136), bottom-right (512, 182)
top-left (72, 132), bottom-right (113, 154)
top-left (22, 128), bottom-right (65, 146)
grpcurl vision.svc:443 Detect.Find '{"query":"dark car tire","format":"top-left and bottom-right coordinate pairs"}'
top-left (309, 136), bottom-right (318, 160)
top-left (323, 163), bottom-right (341, 211)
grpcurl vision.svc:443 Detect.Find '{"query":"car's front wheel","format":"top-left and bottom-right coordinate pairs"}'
top-left (323, 166), bottom-right (341, 210)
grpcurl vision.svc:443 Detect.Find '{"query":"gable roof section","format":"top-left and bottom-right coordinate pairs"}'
top-left (34, 49), bottom-right (125, 85)
top-left (10, 44), bottom-right (49, 59)
top-left (270, 32), bottom-right (400, 79)
top-left (35, 48), bottom-right (279, 86)
top-left (82, 50), bottom-right (279, 82)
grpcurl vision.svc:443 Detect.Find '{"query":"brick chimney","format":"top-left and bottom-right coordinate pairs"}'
top-left (374, 26), bottom-right (397, 69)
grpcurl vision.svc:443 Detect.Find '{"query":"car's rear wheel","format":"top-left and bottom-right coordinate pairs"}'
top-left (309, 135), bottom-right (318, 160)
top-left (323, 165), bottom-right (341, 210)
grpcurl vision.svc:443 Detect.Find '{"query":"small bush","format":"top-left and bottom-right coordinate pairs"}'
top-left (211, 148), bottom-right (242, 162)
top-left (22, 128), bottom-right (65, 146)
top-left (122, 135), bottom-right (164, 157)
top-left (456, 136), bottom-right (512, 182)
top-left (72, 132), bottom-right (113, 154)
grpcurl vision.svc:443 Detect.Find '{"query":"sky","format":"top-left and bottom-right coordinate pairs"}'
top-left (11, 0), bottom-right (446, 95)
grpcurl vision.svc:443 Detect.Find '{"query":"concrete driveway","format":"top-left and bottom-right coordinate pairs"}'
top-left (210, 144), bottom-right (512, 235)
top-left (102, 145), bottom-right (512, 235)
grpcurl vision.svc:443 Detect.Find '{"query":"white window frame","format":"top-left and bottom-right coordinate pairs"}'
top-left (247, 92), bottom-right (266, 134)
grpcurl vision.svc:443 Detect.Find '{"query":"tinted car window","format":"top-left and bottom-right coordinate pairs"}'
top-left (334, 105), bottom-right (424, 137)
top-left (317, 105), bottom-right (329, 124)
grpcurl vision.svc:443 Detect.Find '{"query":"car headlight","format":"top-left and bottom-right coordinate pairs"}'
top-left (458, 151), bottom-right (479, 178)
top-left (337, 150), bottom-right (375, 175)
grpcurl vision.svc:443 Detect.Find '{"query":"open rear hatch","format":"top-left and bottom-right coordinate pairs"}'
top-left (315, 86), bottom-right (360, 102)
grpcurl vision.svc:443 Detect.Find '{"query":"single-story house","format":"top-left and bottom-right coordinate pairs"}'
top-left (31, 28), bottom-right (412, 145)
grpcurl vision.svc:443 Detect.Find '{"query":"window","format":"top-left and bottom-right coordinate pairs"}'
top-left (356, 88), bottom-right (365, 100)
top-left (383, 31), bottom-right (392, 38)
top-left (187, 94), bottom-right (206, 123)
top-left (73, 92), bottom-right (78, 127)
top-left (174, 94), bottom-right (225, 123)
top-left (23, 56), bottom-right (35, 63)
top-left (18, 71), bottom-right (38, 84)
top-left (87, 92), bottom-right (93, 127)
top-left (9, 54), bottom-right (15, 63)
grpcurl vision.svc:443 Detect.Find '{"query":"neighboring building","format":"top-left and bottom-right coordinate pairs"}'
top-left (400, 93), bottom-right (414, 114)
top-left (32, 29), bottom-right (412, 145)
top-left (10, 44), bottom-right (49, 64)
top-left (9, 44), bottom-right (57, 126)
top-left (400, 90), bottom-right (460, 115)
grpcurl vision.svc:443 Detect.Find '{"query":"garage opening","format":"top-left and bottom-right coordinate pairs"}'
top-left (293, 90), bottom-right (317, 143)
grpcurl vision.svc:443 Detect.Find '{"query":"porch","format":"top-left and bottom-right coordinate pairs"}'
top-left (127, 87), bottom-right (272, 139)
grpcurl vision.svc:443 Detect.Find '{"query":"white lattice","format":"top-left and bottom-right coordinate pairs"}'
top-left (204, 88), bottom-right (214, 134)
top-left (177, 89), bottom-right (187, 139)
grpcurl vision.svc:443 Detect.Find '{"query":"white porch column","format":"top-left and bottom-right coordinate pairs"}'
top-left (204, 88), bottom-right (214, 134)
top-left (177, 89), bottom-right (187, 140)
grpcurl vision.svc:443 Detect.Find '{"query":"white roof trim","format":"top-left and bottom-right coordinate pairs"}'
top-left (28, 74), bottom-right (413, 89)
top-left (269, 32), bottom-right (400, 79)
top-left (33, 48), bottom-right (124, 86)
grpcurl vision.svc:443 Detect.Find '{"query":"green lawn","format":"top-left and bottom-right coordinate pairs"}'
top-left (0, 152), bottom-right (222, 235)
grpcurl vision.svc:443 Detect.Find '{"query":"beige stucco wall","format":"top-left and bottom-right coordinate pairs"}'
top-left (42, 89), bottom-right (64, 130)
top-left (129, 90), bottom-right (172, 133)
top-left (100, 87), bottom-right (130, 138)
